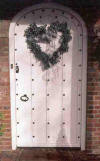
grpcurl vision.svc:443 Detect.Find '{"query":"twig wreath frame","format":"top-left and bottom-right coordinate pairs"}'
top-left (24, 21), bottom-right (72, 70)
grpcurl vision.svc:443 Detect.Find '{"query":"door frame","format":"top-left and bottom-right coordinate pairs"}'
top-left (9, 3), bottom-right (87, 150)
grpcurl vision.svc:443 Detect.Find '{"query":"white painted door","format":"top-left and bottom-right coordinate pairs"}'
top-left (14, 7), bottom-right (83, 147)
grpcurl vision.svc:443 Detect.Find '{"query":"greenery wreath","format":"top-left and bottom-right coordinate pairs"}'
top-left (24, 21), bottom-right (72, 70)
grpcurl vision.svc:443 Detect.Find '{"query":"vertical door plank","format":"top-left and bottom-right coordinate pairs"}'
top-left (46, 62), bottom-right (62, 145)
top-left (15, 24), bottom-right (33, 146)
top-left (31, 54), bottom-right (47, 146)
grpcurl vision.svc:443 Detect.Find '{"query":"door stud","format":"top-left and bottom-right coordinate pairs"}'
top-left (16, 65), bottom-right (19, 73)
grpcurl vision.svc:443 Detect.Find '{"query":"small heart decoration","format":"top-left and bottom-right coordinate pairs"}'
top-left (24, 21), bottom-right (72, 70)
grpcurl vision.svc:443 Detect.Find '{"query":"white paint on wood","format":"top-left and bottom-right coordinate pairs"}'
top-left (9, 22), bottom-right (17, 150)
top-left (31, 54), bottom-right (47, 145)
top-left (9, 3), bottom-right (87, 150)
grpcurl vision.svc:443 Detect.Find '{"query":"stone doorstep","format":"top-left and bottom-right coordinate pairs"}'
top-left (21, 160), bottom-right (49, 161)
top-left (0, 150), bottom-right (100, 161)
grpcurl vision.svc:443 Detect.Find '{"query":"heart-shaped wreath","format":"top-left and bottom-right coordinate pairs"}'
top-left (24, 21), bottom-right (72, 70)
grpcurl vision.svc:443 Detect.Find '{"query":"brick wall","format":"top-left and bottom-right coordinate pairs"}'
top-left (86, 39), bottom-right (100, 153)
top-left (0, 20), bottom-right (11, 151)
top-left (86, 57), bottom-right (100, 153)
top-left (0, 2), bottom-right (100, 154)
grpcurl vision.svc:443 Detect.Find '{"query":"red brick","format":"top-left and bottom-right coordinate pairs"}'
top-left (95, 114), bottom-right (100, 118)
top-left (87, 127), bottom-right (97, 131)
top-left (95, 96), bottom-right (100, 100)
top-left (95, 106), bottom-right (100, 109)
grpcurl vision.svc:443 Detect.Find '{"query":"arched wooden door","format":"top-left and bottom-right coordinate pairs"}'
top-left (9, 3), bottom-right (87, 150)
